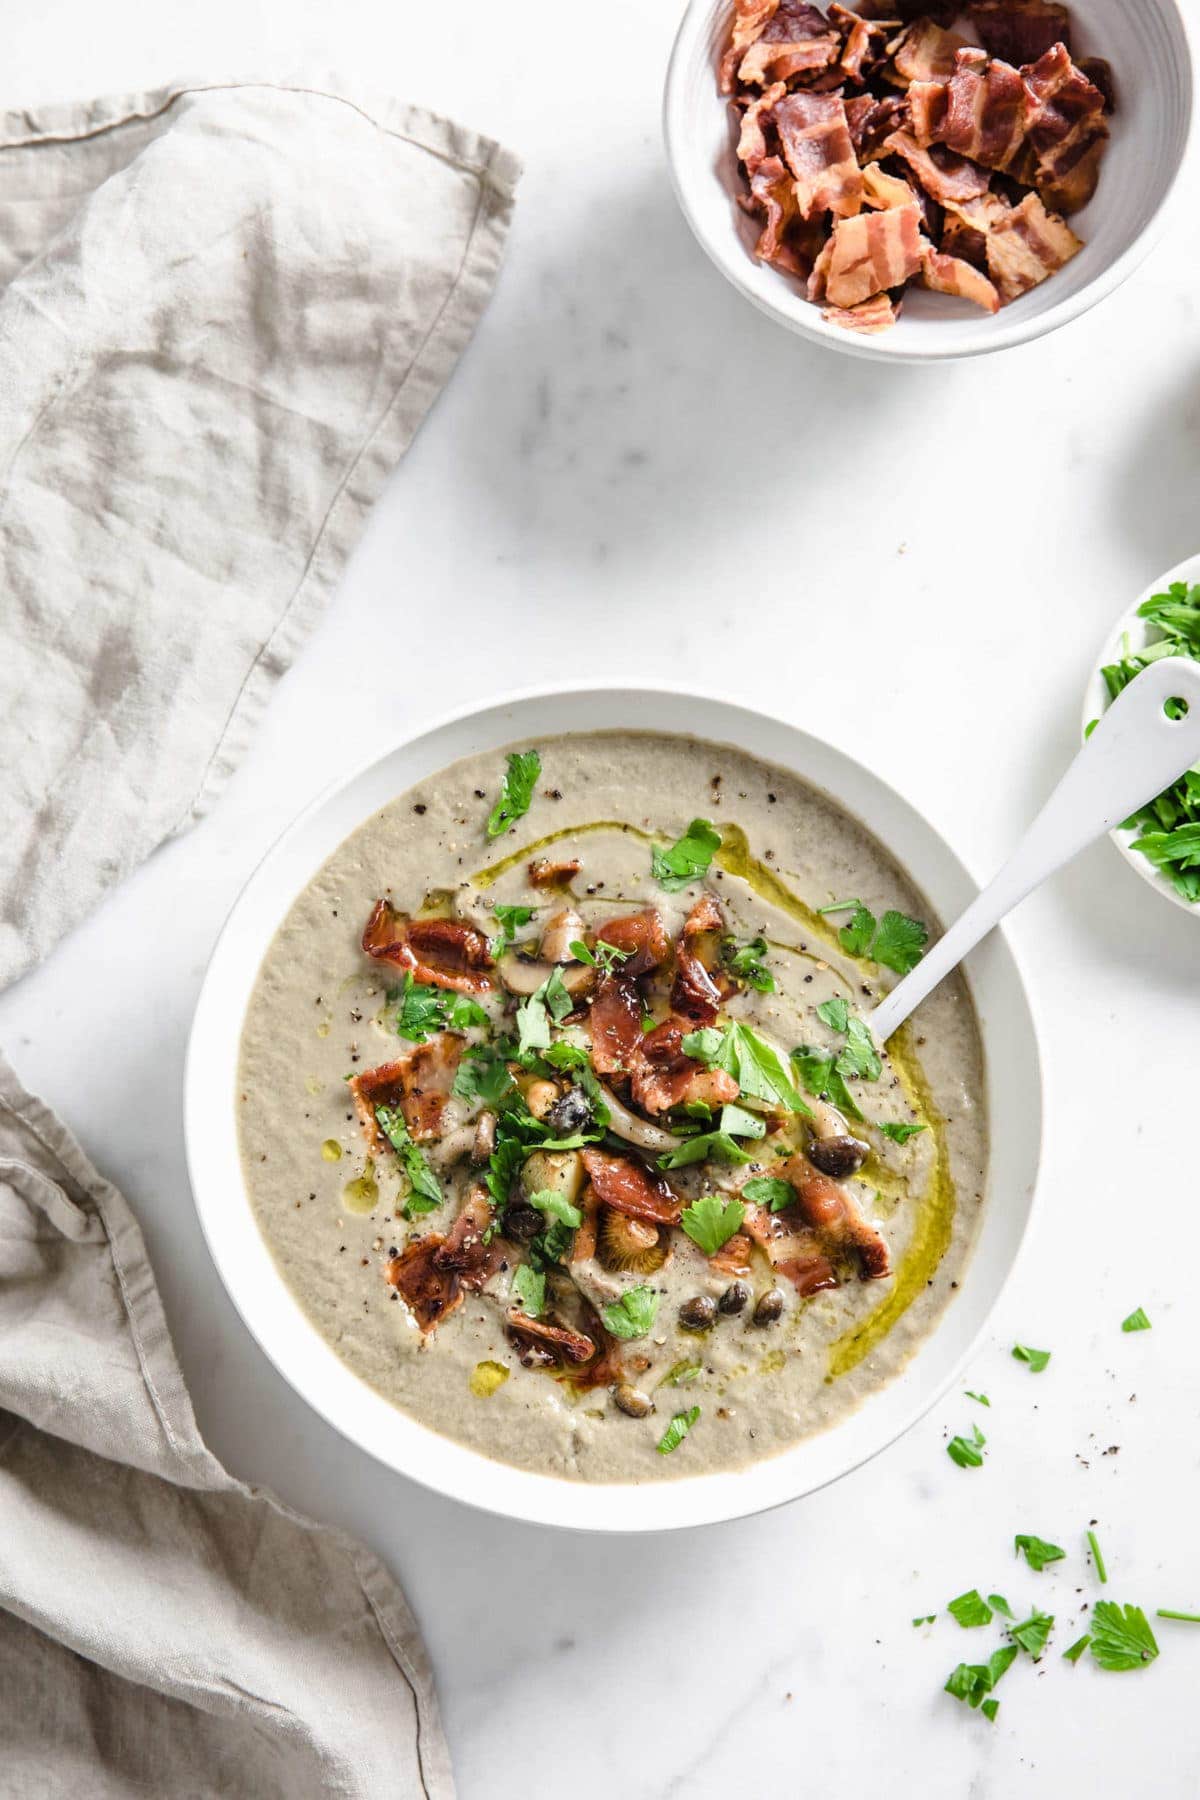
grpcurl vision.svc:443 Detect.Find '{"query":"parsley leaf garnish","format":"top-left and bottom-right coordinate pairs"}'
top-left (512, 1263), bottom-right (545, 1319)
top-left (1010, 1609), bottom-right (1054, 1658)
top-left (394, 974), bottom-right (450, 1042)
top-left (944, 1645), bottom-right (1017, 1709)
top-left (1011, 1343), bottom-right (1051, 1373)
top-left (663, 1358), bottom-right (702, 1386)
top-left (492, 902), bottom-right (537, 952)
top-left (1063, 1634), bottom-right (1091, 1664)
top-left (964, 1390), bottom-right (990, 1406)
top-left (486, 749), bottom-right (542, 838)
top-left (725, 1023), bottom-right (809, 1115)
top-left (485, 1132), bottom-right (525, 1213)
top-left (989, 1595), bottom-right (1014, 1619)
top-left (452, 1045), bottom-right (515, 1108)
top-left (656, 1406), bottom-right (700, 1455)
top-left (650, 819), bottom-right (721, 892)
top-left (374, 1105), bottom-right (443, 1218)
top-left (570, 937), bottom-right (631, 974)
top-left (679, 1194), bottom-right (746, 1256)
top-left (947, 1422), bottom-right (986, 1468)
top-left (681, 1025), bottom-right (726, 1061)
top-left (913, 1615), bottom-right (936, 1627)
top-left (1088, 1602), bottom-right (1159, 1671)
top-left (602, 1284), bottom-right (659, 1340)
top-left (1121, 1306), bottom-right (1152, 1332)
top-left (721, 934), bottom-right (775, 993)
top-left (1015, 1535), bottom-right (1066, 1573)
top-left (879, 1119), bottom-right (927, 1144)
top-left (526, 1187), bottom-right (582, 1230)
top-left (515, 966), bottom-right (573, 1056)
top-left (948, 1590), bottom-right (993, 1628)
top-left (980, 1699), bottom-right (1000, 1723)
top-left (817, 997), bottom-right (850, 1033)
top-left (815, 898), bottom-right (928, 972)
top-left (659, 1130), bottom-right (755, 1169)
top-left (742, 1176), bottom-right (795, 1212)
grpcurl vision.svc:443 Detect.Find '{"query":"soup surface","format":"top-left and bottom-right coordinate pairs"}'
top-left (238, 731), bottom-right (987, 1481)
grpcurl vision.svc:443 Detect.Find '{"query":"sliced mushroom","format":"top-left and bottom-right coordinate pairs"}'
top-left (538, 907), bottom-right (584, 963)
top-left (495, 951), bottom-right (594, 998)
top-left (591, 1081), bottom-right (682, 1153)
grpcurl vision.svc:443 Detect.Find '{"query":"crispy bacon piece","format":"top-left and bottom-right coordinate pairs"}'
top-left (737, 0), bottom-right (842, 86)
top-left (709, 1230), bottom-right (754, 1276)
top-left (528, 857), bottom-right (580, 888)
top-left (1021, 42), bottom-right (1107, 213)
top-left (746, 156), bottom-right (804, 267)
top-left (941, 190), bottom-right (1011, 265)
top-left (920, 243), bottom-right (1001, 311)
top-left (985, 189), bottom-right (1081, 301)
top-left (1077, 57), bottom-right (1115, 113)
top-left (594, 907), bottom-right (672, 977)
top-left (505, 1309), bottom-right (596, 1367)
top-left (775, 92), bottom-right (863, 221)
top-left (824, 201), bottom-right (922, 308)
top-left (822, 292), bottom-right (898, 332)
top-left (670, 895), bottom-right (727, 1023)
top-left (742, 1202), bottom-right (838, 1296)
top-left (889, 16), bottom-right (968, 85)
top-left (588, 975), bottom-right (645, 1076)
top-left (736, 80), bottom-right (787, 174)
top-left (969, 0), bottom-right (1069, 66)
top-left (806, 234), bottom-right (835, 302)
top-left (829, 3), bottom-right (886, 81)
top-left (908, 49), bottom-right (1028, 172)
top-left (630, 1020), bottom-right (740, 1115)
top-left (844, 93), bottom-right (905, 160)
top-left (720, 0), bottom-right (779, 91)
top-left (861, 162), bottom-right (916, 209)
top-left (581, 1148), bottom-right (683, 1227)
top-left (682, 893), bottom-right (724, 935)
top-left (386, 1237), bottom-right (461, 1333)
top-left (780, 1153), bottom-right (890, 1278)
top-left (362, 900), bottom-right (493, 996)
top-left (436, 1187), bottom-right (503, 1290)
top-left (350, 1036), bottom-right (463, 1150)
top-left (881, 128), bottom-right (991, 203)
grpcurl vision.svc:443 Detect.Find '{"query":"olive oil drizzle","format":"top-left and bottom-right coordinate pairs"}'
top-left (470, 815), bottom-right (959, 1383)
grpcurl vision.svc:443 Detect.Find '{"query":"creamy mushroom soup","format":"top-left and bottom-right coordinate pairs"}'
top-left (238, 731), bottom-right (987, 1482)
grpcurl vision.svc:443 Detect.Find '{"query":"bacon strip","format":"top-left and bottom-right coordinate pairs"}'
top-left (861, 162), bottom-right (916, 210)
top-left (588, 975), bottom-right (645, 1077)
top-left (737, 0), bottom-right (842, 87)
top-left (775, 92), bottom-right (863, 220)
top-left (908, 48), bottom-right (1028, 172)
top-left (350, 1036), bottom-right (463, 1150)
top-left (920, 244), bottom-right (1001, 312)
top-left (881, 128), bottom-right (991, 203)
top-left (505, 1310), bottom-right (596, 1367)
top-left (829, 3), bottom-right (886, 82)
top-left (581, 1149), bottom-right (683, 1227)
top-left (595, 907), bottom-right (672, 977)
top-left (671, 894), bottom-right (728, 1024)
top-left (737, 79), bottom-right (788, 175)
top-left (436, 1188), bottom-right (503, 1290)
top-left (824, 201), bottom-right (922, 308)
top-left (720, 0), bottom-right (780, 92)
top-left (969, 0), bottom-right (1069, 67)
top-left (742, 1202), bottom-right (838, 1296)
top-left (386, 1237), bottom-right (461, 1333)
top-left (889, 16), bottom-right (967, 84)
top-left (984, 189), bottom-right (1081, 301)
top-left (844, 93), bottom-right (905, 160)
top-left (823, 292), bottom-right (898, 333)
top-left (630, 1020), bottom-right (740, 1115)
top-left (1021, 41), bottom-right (1107, 214)
top-left (362, 900), bottom-right (493, 995)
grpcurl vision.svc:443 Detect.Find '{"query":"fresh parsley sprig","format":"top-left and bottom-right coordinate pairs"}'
top-left (817, 898), bottom-right (929, 974)
top-left (603, 1285), bottom-right (659, 1340)
top-left (486, 750), bottom-right (542, 839)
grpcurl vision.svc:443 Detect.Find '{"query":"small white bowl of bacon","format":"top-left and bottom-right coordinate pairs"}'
top-left (664, 0), bottom-right (1193, 358)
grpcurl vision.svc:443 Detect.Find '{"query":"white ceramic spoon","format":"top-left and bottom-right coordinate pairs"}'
top-left (870, 655), bottom-right (1200, 1044)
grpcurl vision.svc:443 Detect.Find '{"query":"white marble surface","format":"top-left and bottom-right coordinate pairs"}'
top-left (6, 3), bottom-right (1200, 1793)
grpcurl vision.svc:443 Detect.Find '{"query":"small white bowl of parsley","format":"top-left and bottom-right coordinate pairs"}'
top-left (1083, 552), bottom-right (1200, 910)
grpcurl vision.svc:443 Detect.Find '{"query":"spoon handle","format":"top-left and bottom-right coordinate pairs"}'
top-left (870, 655), bottom-right (1200, 1044)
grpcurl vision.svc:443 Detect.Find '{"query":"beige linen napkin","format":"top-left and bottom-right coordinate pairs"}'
top-left (0, 77), bottom-right (519, 987)
top-left (0, 1051), bottom-right (453, 1798)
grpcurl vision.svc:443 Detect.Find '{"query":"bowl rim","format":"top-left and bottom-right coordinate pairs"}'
top-left (662, 0), bottom-right (1196, 364)
top-left (184, 681), bottom-right (1045, 1532)
top-left (1081, 549), bottom-right (1200, 915)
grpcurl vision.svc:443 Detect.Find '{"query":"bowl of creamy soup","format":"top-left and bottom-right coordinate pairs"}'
top-left (186, 687), bottom-right (1042, 1531)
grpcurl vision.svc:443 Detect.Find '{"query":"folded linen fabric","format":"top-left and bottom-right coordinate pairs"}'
top-left (0, 77), bottom-right (518, 988)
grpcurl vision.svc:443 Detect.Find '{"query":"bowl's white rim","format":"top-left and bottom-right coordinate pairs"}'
top-left (662, 0), bottom-right (1196, 364)
top-left (185, 681), bottom-right (1045, 1533)
top-left (1082, 550), bottom-right (1200, 915)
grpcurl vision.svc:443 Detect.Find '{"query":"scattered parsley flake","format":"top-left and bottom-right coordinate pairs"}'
top-left (912, 1614), bottom-right (936, 1627)
top-left (512, 1263), bottom-right (545, 1319)
top-left (980, 1699), bottom-right (1000, 1723)
top-left (1087, 1530), bottom-right (1108, 1584)
top-left (374, 1105), bottom-right (443, 1218)
top-left (948, 1590), bottom-right (993, 1629)
top-left (570, 937), bottom-right (631, 974)
top-left (1015, 1535), bottom-right (1066, 1573)
top-left (650, 819), bottom-right (721, 892)
top-left (526, 1187), bottom-right (582, 1230)
top-left (817, 997), bottom-right (850, 1033)
top-left (1121, 1307), bottom-right (1152, 1333)
top-left (657, 1406), bottom-right (700, 1455)
top-left (1088, 1602), bottom-right (1158, 1671)
top-left (988, 1595), bottom-right (1014, 1619)
top-left (721, 934), bottom-right (775, 992)
top-left (1009, 1609), bottom-right (1054, 1658)
top-left (964, 1390), bottom-right (990, 1406)
top-left (871, 910), bottom-right (929, 974)
top-left (743, 1176), bottom-right (795, 1212)
top-left (680, 1194), bottom-right (746, 1256)
top-left (492, 902), bottom-right (537, 952)
top-left (1011, 1343), bottom-right (1051, 1373)
top-left (1156, 1609), bottom-right (1200, 1624)
top-left (879, 1120), bottom-right (927, 1144)
top-left (1063, 1634), bottom-right (1091, 1664)
top-left (947, 1422), bottom-right (986, 1469)
top-left (602, 1284), bottom-right (659, 1340)
top-left (944, 1645), bottom-right (1017, 1710)
top-left (486, 750), bottom-right (541, 838)
top-left (659, 1129), bottom-right (754, 1169)
top-left (452, 1045), bottom-right (515, 1108)
top-left (663, 1358), bottom-right (702, 1386)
